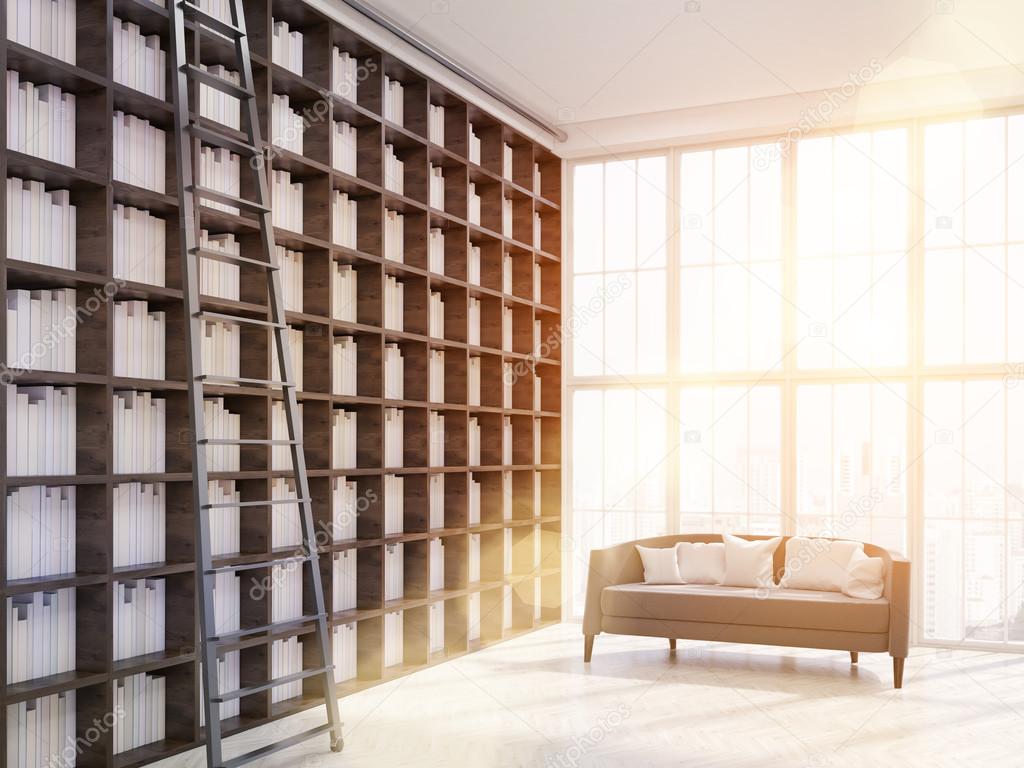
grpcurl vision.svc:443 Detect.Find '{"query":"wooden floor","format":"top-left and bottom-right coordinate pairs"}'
top-left (153, 623), bottom-right (1024, 767)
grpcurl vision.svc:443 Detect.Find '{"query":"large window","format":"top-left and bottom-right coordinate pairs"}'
top-left (568, 113), bottom-right (1024, 648)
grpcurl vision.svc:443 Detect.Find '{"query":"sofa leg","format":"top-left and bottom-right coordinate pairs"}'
top-left (669, 638), bottom-right (677, 651)
top-left (584, 635), bottom-right (595, 663)
top-left (893, 657), bottom-right (905, 689)
top-left (850, 651), bottom-right (858, 664)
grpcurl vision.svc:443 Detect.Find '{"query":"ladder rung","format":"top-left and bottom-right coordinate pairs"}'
top-left (202, 497), bottom-right (311, 510)
top-left (183, 63), bottom-right (254, 100)
top-left (200, 310), bottom-right (285, 329)
top-left (216, 723), bottom-right (335, 768)
top-left (193, 185), bottom-right (270, 214)
top-left (188, 124), bottom-right (261, 157)
top-left (192, 247), bottom-right (279, 271)
top-left (212, 666), bottom-right (333, 703)
top-left (209, 614), bottom-right (327, 644)
top-left (197, 374), bottom-right (292, 387)
top-left (179, 1), bottom-right (245, 40)
top-left (198, 438), bottom-right (299, 446)
top-left (205, 554), bottom-right (312, 575)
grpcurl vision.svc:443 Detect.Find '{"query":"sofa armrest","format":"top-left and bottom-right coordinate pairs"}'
top-left (582, 542), bottom-right (645, 636)
top-left (885, 552), bottom-right (911, 657)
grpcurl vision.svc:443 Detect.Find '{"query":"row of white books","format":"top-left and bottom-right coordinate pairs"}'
top-left (114, 111), bottom-right (165, 193)
top-left (429, 412), bottom-right (445, 467)
top-left (333, 335), bottom-right (358, 396)
top-left (535, 375), bottom-right (543, 410)
top-left (428, 104), bottom-right (445, 146)
top-left (468, 124), bottom-right (481, 165)
top-left (7, 0), bottom-right (76, 64)
top-left (430, 601), bottom-right (444, 653)
top-left (199, 64), bottom-right (241, 130)
top-left (429, 538), bottom-right (445, 591)
top-left (6, 588), bottom-right (75, 684)
top-left (270, 326), bottom-right (304, 391)
top-left (384, 407), bottom-right (403, 467)
top-left (5, 288), bottom-right (76, 373)
top-left (503, 253), bottom-right (514, 294)
top-left (384, 275), bottom-right (404, 331)
top-left (469, 533), bottom-right (480, 583)
top-left (468, 298), bottom-right (481, 346)
top-left (428, 349), bottom-right (444, 402)
top-left (383, 144), bottom-right (404, 194)
top-left (503, 306), bottom-right (514, 351)
top-left (5, 690), bottom-right (76, 768)
top-left (6, 485), bottom-right (75, 579)
top-left (468, 182), bottom-right (481, 225)
top-left (534, 262), bottom-right (544, 302)
top-left (113, 481), bottom-right (166, 568)
top-left (468, 244), bottom-right (481, 286)
top-left (384, 474), bottom-right (404, 536)
top-left (270, 636), bottom-right (303, 703)
top-left (502, 197), bottom-right (513, 238)
top-left (270, 398), bottom-right (303, 469)
top-left (428, 227), bottom-right (444, 274)
top-left (6, 177), bottom-right (75, 269)
top-left (332, 476), bottom-right (359, 540)
top-left (384, 611), bottom-right (403, 667)
top-left (113, 673), bottom-right (165, 754)
top-left (6, 72), bottom-right (75, 166)
top-left (468, 592), bottom-right (480, 642)
top-left (114, 391), bottom-right (166, 474)
top-left (271, 563), bottom-right (302, 622)
top-left (332, 48), bottom-right (358, 103)
top-left (332, 409), bottom-right (357, 469)
top-left (384, 343), bottom-right (403, 400)
top-left (468, 474), bottom-right (481, 524)
top-left (112, 17), bottom-right (166, 99)
top-left (208, 480), bottom-right (240, 557)
top-left (6, 386), bottom-right (76, 476)
top-left (429, 164), bottom-right (445, 210)
top-left (383, 209), bottom-right (404, 262)
top-left (502, 142), bottom-right (514, 181)
top-left (534, 319), bottom-right (544, 357)
top-left (534, 212), bottom-right (543, 248)
top-left (333, 550), bottom-right (356, 612)
top-left (333, 622), bottom-right (357, 682)
top-left (212, 572), bottom-right (240, 635)
top-left (503, 472), bottom-right (514, 521)
top-left (271, 19), bottom-right (303, 76)
top-left (201, 318), bottom-right (241, 381)
top-left (384, 543), bottom-right (403, 601)
top-left (503, 415), bottom-right (513, 465)
top-left (503, 362), bottom-right (514, 409)
top-left (113, 300), bottom-right (166, 380)
top-left (271, 477), bottom-right (301, 548)
top-left (114, 204), bottom-right (166, 287)
top-left (429, 474), bottom-right (444, 528)
top-left (112, 578), bottom-right (165, 661)
top-left (271, 94), bottom-right (304, 155)
top-left (468, 355), bottom-right (481, 406)
top-left (334, 263), bottom-right (358, 322)
top-left (333, 120), bottom-right (358, 175)
top-left (383, 76), bottom-right (404, 126)
top-left (199, 230), bottom-right (240, 301)
top-left (199, 147), bottom-right (240, 214)
top-left (278, 245), bottom-right (304, 312)
top-left (198, 650), bottom-right (241, 724)
top-left (203, 397), bottom-right (240, 472)
top-left (468, 417), bottom-right (481, 466)
top-left (332, 190), bottom-right (357, 249)
top-left (429, 291), bottom-right (444, 339)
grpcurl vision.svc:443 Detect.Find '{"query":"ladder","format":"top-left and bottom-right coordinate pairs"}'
top-left (168, 2), bottom-right (344, 766)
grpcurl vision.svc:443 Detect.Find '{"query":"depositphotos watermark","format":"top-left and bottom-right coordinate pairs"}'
top-left (545, 703), bottom-right (632, 768)
top-left (46, 705), bottom-right (125, 768)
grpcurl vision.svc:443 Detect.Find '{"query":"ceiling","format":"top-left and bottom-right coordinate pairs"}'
top-left (360, 0), bottom-right (1024, 148)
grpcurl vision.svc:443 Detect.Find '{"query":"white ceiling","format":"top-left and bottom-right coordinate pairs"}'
top-left (361, 0), bottom-right (1024, 151)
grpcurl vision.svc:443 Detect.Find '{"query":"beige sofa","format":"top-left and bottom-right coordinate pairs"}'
top-left (583, 534), bottom-right (911, 688)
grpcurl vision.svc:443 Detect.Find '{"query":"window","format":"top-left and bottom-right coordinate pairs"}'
top-left (568, 113), bottom-right (1024, 648)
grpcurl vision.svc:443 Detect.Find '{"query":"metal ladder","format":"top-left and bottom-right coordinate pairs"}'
top-left (168, 1), bottom-right (344, 765)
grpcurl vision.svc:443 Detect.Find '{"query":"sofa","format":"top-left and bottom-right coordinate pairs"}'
top-left (582, 534), bottom-right (911, 688)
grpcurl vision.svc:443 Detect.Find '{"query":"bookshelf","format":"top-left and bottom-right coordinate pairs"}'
top-left (0, 1), bottom-right (562, 766)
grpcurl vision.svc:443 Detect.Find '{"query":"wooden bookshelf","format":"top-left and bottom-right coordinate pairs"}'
top-left (0, 1), bottom-right (562, 766)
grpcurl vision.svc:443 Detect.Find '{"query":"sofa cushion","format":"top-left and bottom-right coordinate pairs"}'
top-left (600, 583), bottom-right (889, 634)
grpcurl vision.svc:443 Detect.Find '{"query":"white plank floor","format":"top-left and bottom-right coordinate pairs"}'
top-left (153, 623), bottom-right (1024, 767)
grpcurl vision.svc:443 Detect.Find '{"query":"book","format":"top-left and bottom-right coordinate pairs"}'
top-left (271, 169), bottom-right (304, 231)
top-left (333, 120), bottom-right (358, 175)
top-left (428, 103), bottom-right (445, 146)
top-left (6, 177), bottom-right (76, 269)
top-left (270, 19), bottom-right (303, 75)
top-left (332, 263), bottom-right (358, 322)
top-left (112, 111), bottom-right (164, 192)
top-left (332, 409), bottom-right (357, 469)
top-left (7, 72), bottom-right (76, 166)
top-left (332, 47), bottom-right (358, 102)
top-left (112, 18), bottom-right (166, 99)
top-left (332, 191), bottom-right (358, 248)
top-left (271, 93), bottom-right (304, 155)
top-left (333, 335), bottom-right (358, 396)
top-left (7, 0), bottom-right (76, 64)
top-left (384, 474), bottom-right (404, 536)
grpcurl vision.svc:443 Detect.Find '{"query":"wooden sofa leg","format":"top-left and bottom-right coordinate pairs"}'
top-left (850, 651), bottom-right (858, 664)
top-left (893, 657), bottom-right (905, 689)
top-left (584, 635), bottom-right (595, 663)
top-left (669, 639), bottom-right (677, 651)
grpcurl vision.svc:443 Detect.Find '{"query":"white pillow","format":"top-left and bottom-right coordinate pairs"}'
top-left (721, 534), bottom-right (782, 588)
top-left (676, 542), bottom-right (725, 584)
top-left (635, 545), bottom-right (683, 584)
top-left (779, 537), bottom-right (864, 592)
top-left (843, 548), bottom-right (885, 599)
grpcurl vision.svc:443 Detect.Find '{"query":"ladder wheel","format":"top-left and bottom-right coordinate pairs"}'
top-left (331, 736), bottom-right (344, 752)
